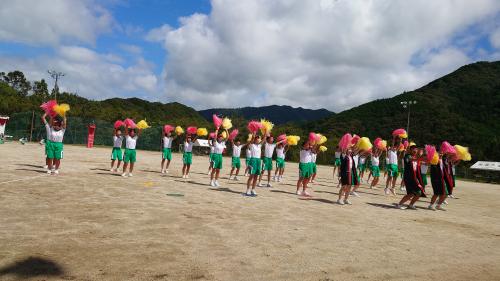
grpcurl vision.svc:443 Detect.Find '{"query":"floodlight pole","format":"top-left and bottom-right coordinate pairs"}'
top-left (400, 100), bottom-right (417, 138)
top-left (48, 70), bottom-right (65, 101)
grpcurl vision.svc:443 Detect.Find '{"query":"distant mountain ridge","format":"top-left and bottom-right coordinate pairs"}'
top-left (199, 105), bottom-right (333, 125)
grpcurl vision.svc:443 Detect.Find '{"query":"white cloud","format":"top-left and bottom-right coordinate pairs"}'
top-left (491, 28), bottom-right (500, 48)
top-left (148, 0), bottom-right (500, 111)
top-left (119, 44), bottom-right (143, 55)
top-left (0, 0), bottom-right (113, 46)
top-left (0, 46), bottom-right (159, 100)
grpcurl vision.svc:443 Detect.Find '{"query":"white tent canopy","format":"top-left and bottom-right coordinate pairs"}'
top-left (0, 116), bottom-right (9, 136)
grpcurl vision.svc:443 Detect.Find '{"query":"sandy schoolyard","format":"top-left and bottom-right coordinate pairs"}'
top-left (0, 142), bottom-right (499, 281)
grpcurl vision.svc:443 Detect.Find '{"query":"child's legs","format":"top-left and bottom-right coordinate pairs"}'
top-left (111, 159), bottom-right (115, 168)
top-left (385, 176), bottom-right (392, 188)
top-left (210, 168), bottom-right (216, 180)
top-left (338, 186), bottom-right (346, 200)
top-left (266, 170), bottom-right (271, 183)
top-left (246, 174), bottom-right (253, 189)
top-left (47, 158), bottom-right (54, 169)
top-left (117, 160), bottom-right (121, 169)
top-left (399, 194), bottom-right (413, 205)
top-left (280, 167), bottom-right (284, 176)
top-left (235, 167), bottom-right (240, 176)
top-left (123, 162), bottom-right (129, 172)
top-left (311, 173), bottom-right (317, 181)
top-left (54, 159), bottom-right (61, 169)
top-left (230, 167), bottom-right (235, 177)
top-left (344, 185), bottom-right (352, 200)
top-left (161, 158), bottom-right (166, 169)
top-left (166, 160), bottom-right (171, 169)
top-left (182, 164), bottom-right (186, 175)
top-left (430, 195), bottom-right (438, 205)
top-left (409, 195), bottom-right (420, 205)
top-left (302, 177), bottom-right (310, 191)
top-left (296, 177), bottom-right (303, 191)
top-left (129, 162), bottom-right (134, 173)
top-left (186, 165), bottom-right (191, 175)
top-left (438, 194), bottom-right (447, 205)
top-left (215, 169), bottom-right (220, 180)
top-left (251, 175), bottom-right (258, 189)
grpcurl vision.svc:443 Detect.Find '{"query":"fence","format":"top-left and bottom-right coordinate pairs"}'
top-left (4, 111), bottom-right (499, 183)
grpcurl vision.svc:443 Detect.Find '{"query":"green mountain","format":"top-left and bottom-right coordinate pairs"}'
top-left (199, 105), bottom-right (333, 125)
top-left (300, 61), bottom-right (500, 161)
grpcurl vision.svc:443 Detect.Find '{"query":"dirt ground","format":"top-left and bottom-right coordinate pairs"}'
top-left (0, 142), bottom-right (499, 281)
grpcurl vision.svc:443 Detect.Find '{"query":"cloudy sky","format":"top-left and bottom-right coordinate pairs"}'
top-left (1, 0), bottom-right (499, 112)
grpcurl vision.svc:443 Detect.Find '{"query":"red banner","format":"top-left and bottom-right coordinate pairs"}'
top-left (87, 124), bottom-right (96, 148)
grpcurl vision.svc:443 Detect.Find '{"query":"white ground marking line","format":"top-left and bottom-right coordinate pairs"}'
top-left (0, 174), bottom-right (46, 185)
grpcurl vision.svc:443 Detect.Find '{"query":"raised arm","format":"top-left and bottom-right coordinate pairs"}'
top-left (62, 116), bottom-right (67, 129)
top-left (41, 113), bottom-right (48, 125)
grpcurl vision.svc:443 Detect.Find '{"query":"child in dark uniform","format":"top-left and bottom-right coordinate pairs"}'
top-left (396, 145), bottom-right (425, 209)
top-left (337, 147), bottom-right (358, 205)
top-left (429, 152), bottom-right (448, 211)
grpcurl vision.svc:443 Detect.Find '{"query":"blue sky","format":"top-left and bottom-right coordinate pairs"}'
top-left (0, 0), bottom-right (499, 111)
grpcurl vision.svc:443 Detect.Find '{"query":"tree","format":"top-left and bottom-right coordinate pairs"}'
top-left (3, 71), bottom-right (31, 96)
top-left (32, 79), bottom-right (49, 99)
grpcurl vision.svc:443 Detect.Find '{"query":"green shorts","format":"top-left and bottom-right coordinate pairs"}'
top-left (371, 166), bottom-right (380, 177)
top-left (47, 141), bottom-right (63, 159)
top-left (212, 153), bottom-right (223, 169)
top-left (162, 147), bottom-right (172, 160)
top-left (359, 163), bottom-right (366, 172)
top-left (276, 157), bottom-right (285, 168)
top-left (183, 152), bottom-right (192, 165)
top-left (209, 153), bottom-right (214, 163)
top-left (299, 162), bottom-right (313, 178)
top-left (421, 174), bottom-right (428, 186)
top-left (400, 168), bottom-right (405, 179)
top-left (111, 147), bottom-right (123, 161)
top-left (246, 157), bottom-right (251, 167)
top-left (334, 158), bottom-right (341, 166)
top-left (232, 156), bottom-right (241, 168)
top-left (249, 158), bottom-right (262, 175)
top-left (387, 164), bottom-right (399, 178)
top-left (123, 148), bottom-right (136, 163)
top-left (44, 139), bottom-right (51, 156)
top-left (262, 157), bottom-right (273, 171)
top-left (312, 163), bottom-right (317, 174)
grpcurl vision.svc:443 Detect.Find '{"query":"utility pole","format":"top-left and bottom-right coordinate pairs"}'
top-left (400, 100), bottom-right (417, 138)
top-left (48, 70), bottom-right (65, 101)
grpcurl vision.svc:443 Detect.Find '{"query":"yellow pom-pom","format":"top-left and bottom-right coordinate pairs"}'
top-left (399, 133), bottom-right (408, 139)
top-left (175, 126), bottom-right (184, 135)
top-left (197, 128), bottom-right (208, 137)
top-left (356, 137), bottom-right (372, 151)
top-left (221, 130), bottom-right (227, 139)
top-left (454, 145), bottom-right (471, 161)
top-left (317, 134), bottom-right (327, 145)
top-left (409, 141), bottom-right (416, 147)
top-left (431, 151), bottom-right (439, 165)
top-left (54, 103), bottom-right (70, 117)
top-left (222, 117), bottom-right (232, 130)
top-left (136, 120), bottom-right (150, 129)
top-left (319, 145), bottom-right (327, 152)
top-left (286, 135), bottom-right (300, 146)
top-left (260, 119), bottom-right (274, 135)
top-left (247, 134), bottom-right (253, 142)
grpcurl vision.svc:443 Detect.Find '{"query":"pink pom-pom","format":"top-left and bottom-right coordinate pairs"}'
top-left (247, 120), bottom-right (263, 133)
top-left (374, 137), bottom-right (382, 147)
top-left (308, 132), bottom-right (317, 144)
top-left (114, 120), bottom-right (125, 129)
top-left (164, 125), bottom-right (174, 133)
top-left (392, 128), bottom-right (407, 137)
top-left (425, 145), bottom-right (436, 163)
top-left (187, 126), bottom-right (198, 135)
top-left (209, 132), bottom-right (216, 139)
top-left (277, 134), bottom-right (287, 142)
top-left (440, 141), bottom-right (456, 155)
top-left (228, 129), bottom-right (239, 140)
top-left (351, 134), bottom-right (360, 145)
top-left (124, 118), bottom-right (136, 129)
top-left (40, 100), bottom-right (57, 117)
top-left (339, 133), bottom-right (353, 150)
top-left (212, 114), bottom-right (222, 128)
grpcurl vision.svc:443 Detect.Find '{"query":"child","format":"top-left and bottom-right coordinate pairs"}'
top-left (396, 145), bottom-right (425, 209)
top-left (333, 146), bottom-right (341, 181)
top-left (161, 131), bottom-right (176, 174)
top-left (207, 135), bottom-right (215, 175)
top-left (229, 139), bottom-right (245, 180)
top-left (349, 150), bottom-right (362, 197)
top-left (122, 126), bottom-right (142, 177)
top-left (369, 148), bottom-right (382, 189)
top-left (338, 147), bottom-right (357, 205)
top-left (210, 128), bottom-right (226, 187)
top-left (383, 155), bottom-right (390, 179)
top-left (385, 138), bottom-right (400, 195)
top-left (273, 142), bottom-right (288, 182)
top-left (244, 145), bottom-right (252, 176)
top-left (43, 115), bottom-right (52, 169)
top-left (258, 135), bottom-right (284, 187)
top-left (246, 133), bottom-right (263, 196)
top-left (41, 113), bottom-right (66, 175)
top-left (429, 153), bottom-right (448, 211)
top-left (442, 154), bottom-right (455, 198)
top-left (358, 155), bottom-right (367, 182)
top-left (110, 129), bottom-right (123, 172)
top-left (296, 141), bottom-right (314, 197)
top-left (182, 134), bottom-right (196, 178)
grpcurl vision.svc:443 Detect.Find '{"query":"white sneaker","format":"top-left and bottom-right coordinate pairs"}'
top-left (442, 200), bottom-right (448, 205)
top-left (110, 168), bottom-right (114, 172)
top-left (44, 165), bottom-right (48, 169)
top-left (113, 168), bottom-right (118, 172)
top-left (53, 170), bottom-right (59, 175)
top-left (210, 180), bottom-right (215, 187)
top-left (448, 194), bottom-right (455, 199)
top-left (303, 191), bottom-right (312, 197)
top-left (428, 204), bottom-right (436, 210)
top-left (46, 170), bottom-right (52, 174)
top-left (337, 199), bottom-right (345, 205)
top-left (121, 173), bottom-right (128, 177)
top-left (384, 188), bottom-right (389, 195)
top-left (408, 205), bottom-right (417, 210)
top-left (266, 183), bottom-right (272, 187)
top-left (395, 204), bottom-right (406, 210)
top-left (400, 186), bottom-right (406, 191)
top-left (258, 183), bottom-right (264, 187)
top-left (207, 171), bottom-right (211, 175)
top-left (128, 173), bottom-right (133, 177)
top-left (344, 199), bottom-right (352, 205)
top-left (182, 175), bottom-right (185, 179)
top-left (350, 191), bottom-right (360, 198)
top-left (165, 169), bottom-right (169, 174)
top-left (185, 175), bottom-right (189, 179)
top-left (272, 176), bottom-right (276, 181)
top-left (296, 190), bottom-right (303, 196)
top-left (215, 181), bottom-right (220, 187)
top-left (251, 190), bottom-right (257, 196)
top-left (245, 191), bottom-right (252, 196)
top-left (234, 176), bottom-right (239, 181)
top-left (436, 205), bottom-right (446, 211)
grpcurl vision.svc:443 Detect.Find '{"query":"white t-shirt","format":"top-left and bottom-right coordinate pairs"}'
top-left (335, 151), bottom-right (341, 158)
top-left (264, 143), bottom-right (276, 158)
top-left (359, 156), bottom-right (366, 164)
top-left (388, 150), bottom-right (398, 165)
top-left (232, 144), bottom-right (243, 157)
top-left (311, 153), bottom-right (317, 163)
top-left (46, 124), bottom-right (65, 143)
top-left (113, 135), bottom-right (123, 148)
top-left (125, 135), bottom-right (138, 149)
top-left (300, 149), bottom-right (312, 163)
top-left (353, 154), bottom-right (359, 167)
top-left (163, 136), bottom-right (173, 148)
top-left (210, 145), bottom-right (215, 153)
top-left (45, 123), bottom-right (51, 140)
top-left (371, 156), bottom-right (380, 167)
top-left (184, 141), bottom-right (193, 152)
top-left (276, 147), bottom-right (285, 159)
top-left (245, 148), bottom-right (251, 158)
top-left (214, 141), bottom-right (226, 154)
top-left (421, 164), bottom-right (428, 174)
top-left (249, 143), bottom-right (262, 158)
